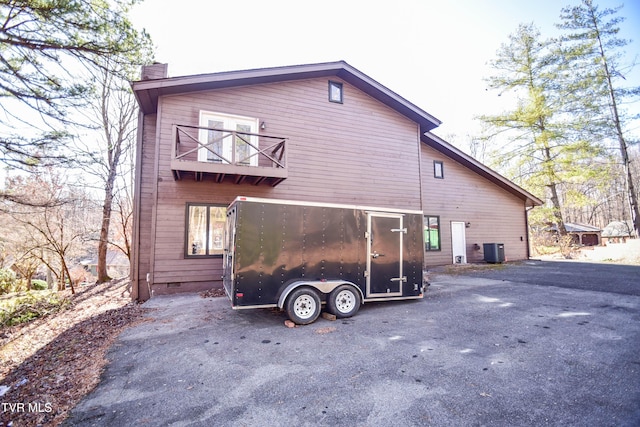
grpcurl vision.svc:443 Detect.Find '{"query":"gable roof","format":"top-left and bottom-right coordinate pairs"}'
top-left (131, 60), bottom-right (543, 207)
top-left (565, 223), bottom-right (601, 233)
top-left (132, 60), bottom-right (441, 135)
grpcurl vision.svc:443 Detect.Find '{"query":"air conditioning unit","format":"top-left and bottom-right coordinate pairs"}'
top-left (483, 243), bottom-right (505, 263)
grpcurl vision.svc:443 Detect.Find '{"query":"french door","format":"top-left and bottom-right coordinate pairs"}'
top-left (198, 111), bottom-right (258, 166)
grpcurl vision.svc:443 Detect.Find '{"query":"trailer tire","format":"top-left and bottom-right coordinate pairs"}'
top-left (327, 284), bottom-right (361, 318)
top-left (285, 287), bottom-right (321, 325)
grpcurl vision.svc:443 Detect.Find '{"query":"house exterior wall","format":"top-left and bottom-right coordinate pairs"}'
top-left (420, 144), bottom-right (530, 266)
top-left (132, 69), bottom-right (537, 299)
top-left (137, 77), bottom-right (424, 296)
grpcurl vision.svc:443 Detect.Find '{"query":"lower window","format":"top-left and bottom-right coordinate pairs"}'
top-left (186, 204), bottom-right (226, 257)
top-left (424, 215), bottom-right (441, 251)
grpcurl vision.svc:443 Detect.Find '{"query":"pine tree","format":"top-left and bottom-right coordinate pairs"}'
top-left (480, 23), bottom-right (606, 234)
top-left (0, 0), bottom-right (151, 171)
top-left (557, 0), bottom-right (640, 237)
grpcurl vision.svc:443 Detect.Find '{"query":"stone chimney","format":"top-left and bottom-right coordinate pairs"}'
top-left (140, 63), bottom-right (168, 80)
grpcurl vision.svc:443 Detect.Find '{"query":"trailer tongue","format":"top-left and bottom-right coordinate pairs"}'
top-left (223, 197), bottom-right (426, 324)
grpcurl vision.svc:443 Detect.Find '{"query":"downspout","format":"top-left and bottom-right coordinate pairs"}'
top-left (417, 127), bottom-right (427, 280)
top-left (417, 126), bottom-right (424, 211)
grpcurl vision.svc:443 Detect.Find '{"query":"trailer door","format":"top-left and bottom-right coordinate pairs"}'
top-left (366, 212), bottom-right (405, 297)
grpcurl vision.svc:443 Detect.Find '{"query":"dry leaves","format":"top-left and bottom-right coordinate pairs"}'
top-left (0, 278), bottom-right (150, 427)
top-left (199, 288), bottom-right (226, 298)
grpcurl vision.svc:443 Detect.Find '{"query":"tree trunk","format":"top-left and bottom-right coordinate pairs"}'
top-left (591, 9), bottom-right (640, 237)
top-left (97, 173), bottom-right (115, 283)
top-left (61, 255), bottom-right (75, 294)
top-left (542, 145), bottom-right (567, 235)
top-left (607, 82), bottom-right (640, 238)
top-left (549, 182), bottom-right (567, 235)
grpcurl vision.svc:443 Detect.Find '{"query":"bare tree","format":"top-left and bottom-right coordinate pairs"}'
top-left (90, 63), bottom-right (138, 283)
top-left (111, 185), bottom-right (134, 261)
top-left (69, 56), bottom-right (145, 283)
top-left (11, 249), bottom-right (41, 291)
top-left (2, 171), bottom-right (94, 293)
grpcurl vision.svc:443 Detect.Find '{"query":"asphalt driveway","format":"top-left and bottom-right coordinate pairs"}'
top-left (65, 261), bottom-right (640, 426)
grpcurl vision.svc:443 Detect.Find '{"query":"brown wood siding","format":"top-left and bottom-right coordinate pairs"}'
top-left (146, 77), bottom-right (423, 293)
top-left (420, 144), bottom-right (529, 266)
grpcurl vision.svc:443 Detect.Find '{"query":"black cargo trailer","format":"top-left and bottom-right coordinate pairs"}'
top-left (222, 197), bottom-right (426, 324)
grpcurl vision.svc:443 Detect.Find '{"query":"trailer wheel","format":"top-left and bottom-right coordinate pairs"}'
top-left (327, 285), bottom-right (361, 318)
top-left (285, 287), bottom-right (321, 325)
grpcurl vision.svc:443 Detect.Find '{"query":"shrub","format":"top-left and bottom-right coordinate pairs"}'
top-left (0, 290), bottom-right (70, 327)
top-left (0, 268), bottom-right (17, 295)
top-left (31, 279), bottom-right (48, 290)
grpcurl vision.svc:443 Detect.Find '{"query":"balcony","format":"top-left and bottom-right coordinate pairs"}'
top-left (171, 124), bottom-right (288, 186)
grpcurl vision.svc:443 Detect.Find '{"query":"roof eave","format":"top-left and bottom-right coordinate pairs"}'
top-left (131, 61), bottom-right (441, 131)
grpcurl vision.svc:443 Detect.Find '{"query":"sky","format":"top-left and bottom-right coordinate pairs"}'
top-left (129, 0), bottom-right (640, 146)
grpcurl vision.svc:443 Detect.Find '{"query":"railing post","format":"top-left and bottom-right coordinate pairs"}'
top-left (231, 130), bottom-right (236, 165)
top-left (282, 140), bottom-right (287, 169)
top-left (171, 124), bottom-right (178, 161)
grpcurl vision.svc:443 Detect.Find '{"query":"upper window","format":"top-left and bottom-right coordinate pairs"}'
top-left (434, 160), bottom-right (444, 179)
top-left (186, 204), bottom-right (226, 257)
top-left (198, 111), bottom-right (259, 166)
top-left (328, 80), bottom-right (343, 103)
top-left (424, 215), bottom-right (441, 251)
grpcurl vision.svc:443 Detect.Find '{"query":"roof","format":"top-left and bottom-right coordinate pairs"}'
top-left (565, 223), bottom-right (602, 233)
top-left (546, 222), bottom-right (602, 233)
top-left (131, 60), bottom-right (543, 207)
top-left (131, 60), bottom-right (441, 135)
top-left (422, 132), bottom-right (543, 207)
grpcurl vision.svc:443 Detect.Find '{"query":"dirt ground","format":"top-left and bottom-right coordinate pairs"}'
top-left (0, 279), bottom-right (150, 427)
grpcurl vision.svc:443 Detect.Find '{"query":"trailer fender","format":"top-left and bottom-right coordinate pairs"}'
top-left (277, 280), bottom-right (363, 309)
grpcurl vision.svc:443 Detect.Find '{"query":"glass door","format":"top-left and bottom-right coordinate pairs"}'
top-left (198, 111), bottom-right (258, 166)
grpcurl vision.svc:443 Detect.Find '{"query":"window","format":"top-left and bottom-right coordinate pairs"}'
top-left (198, 111), bottom-right (259, 166)
top-left (424, 215), bottom-right (441, 251)
top-left (186, 204), bottom-right (226, 257)
top-left (434, 161), bottom-right (444, 179)
top-left (202, 118), bottom-right (224, 163)
top-left (328, 80), bottom-right (343, 103)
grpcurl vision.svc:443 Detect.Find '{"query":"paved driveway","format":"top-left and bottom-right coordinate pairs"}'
top-left (452, 260), bottom-right (640, 296)
top-left (65, 261), bottom-right (640, 426)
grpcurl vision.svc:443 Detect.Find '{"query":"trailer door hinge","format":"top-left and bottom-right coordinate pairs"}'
top-left (364, 231), bottom-right (370, 239)
top-left (364, 271), bottom-right (369, 278)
